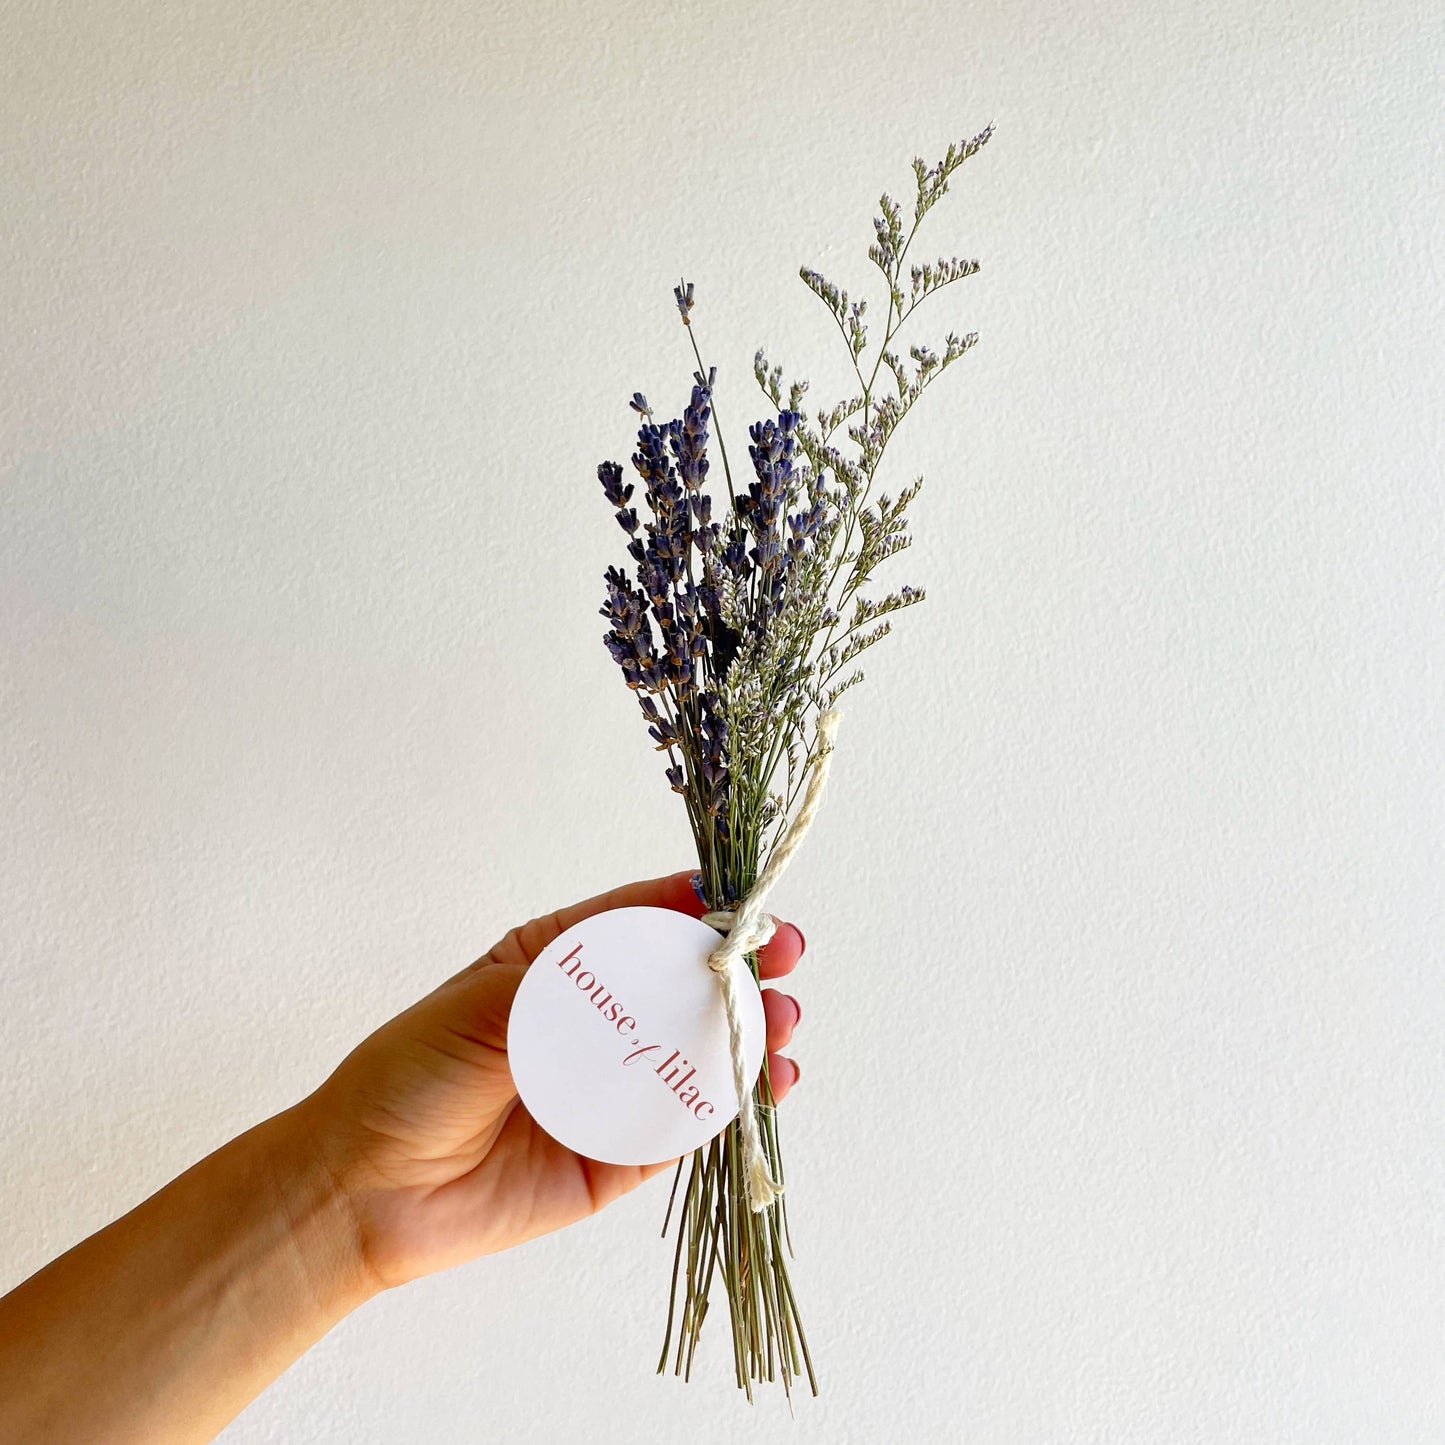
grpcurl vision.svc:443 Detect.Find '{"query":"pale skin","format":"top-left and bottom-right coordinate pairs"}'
top-left (0, 869), bottom-right (806, 1444)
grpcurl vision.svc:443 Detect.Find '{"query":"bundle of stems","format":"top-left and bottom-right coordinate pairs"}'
top-left (593, 123), bottom-right (994, 1397)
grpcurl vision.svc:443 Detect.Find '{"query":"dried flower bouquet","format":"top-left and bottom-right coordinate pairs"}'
top-left (592, 123), bottom-right (994, 1399)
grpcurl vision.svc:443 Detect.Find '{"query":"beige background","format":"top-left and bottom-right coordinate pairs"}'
top-left (3, 1), bottom-right (1442, 1441)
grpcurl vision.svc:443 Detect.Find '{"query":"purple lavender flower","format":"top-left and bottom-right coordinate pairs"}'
top-left (745, 411), bottom-right (799, 541)
top-left (673, 279), bottom-right (695, 325)
top-left (786, 468), bottom-right (830, 559)
top-left (600, 564), bottom-right (661, 693)
top-left (598, 460), bottom-right (630, 509)
top-left (739, 409), bottom-right (802, 628)
top-left (598, 461), bottom-right (644, 563)
top-left (669, 378), bottom-right (713, 494)
top-left (721, 530), bottom-right (750, 578)
top-left (631, 421), bottom-right (691, 586)
top-left (697, 689), bottom-right (729, 820)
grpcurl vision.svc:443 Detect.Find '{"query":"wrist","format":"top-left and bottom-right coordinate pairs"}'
top-left (251, 1102), bottom-right (386, 1315)
top-left (0, 1101), bottom-right (384, 1445)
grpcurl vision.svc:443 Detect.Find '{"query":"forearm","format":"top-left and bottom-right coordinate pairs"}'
top-left (0, 1103), bottom-right (377, 1445)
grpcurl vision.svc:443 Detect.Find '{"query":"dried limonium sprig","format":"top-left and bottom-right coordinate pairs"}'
top-left (593, 122), bottom-right (994, 1401)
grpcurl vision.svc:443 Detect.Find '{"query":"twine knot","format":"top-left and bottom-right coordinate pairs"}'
top-left (700, 910), bottom-right (777, 958)
top-left (698, 709), bottom-right (841, 1213)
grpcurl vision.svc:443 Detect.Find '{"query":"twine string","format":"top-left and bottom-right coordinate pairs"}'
top-left (700, 708), bottom-right (841, 1213)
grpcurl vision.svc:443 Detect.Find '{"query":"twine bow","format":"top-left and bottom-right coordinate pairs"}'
top-left (700, 709), bottom-right (841, 1213)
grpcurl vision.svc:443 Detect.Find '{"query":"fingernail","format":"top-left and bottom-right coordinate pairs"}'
top-left (789, 995), bottom-right (802, 1026)
top-left (792, 923), bottom-right (806, 954)
top-left (791, 1058), bottom-right (802, 1084)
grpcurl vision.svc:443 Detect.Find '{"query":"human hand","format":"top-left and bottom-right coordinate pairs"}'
top-left (292, 870), bottom-right (805, 1292)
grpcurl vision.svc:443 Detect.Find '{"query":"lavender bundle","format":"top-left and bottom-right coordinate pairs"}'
top-left (593, 123), bottom-right (994, 1399)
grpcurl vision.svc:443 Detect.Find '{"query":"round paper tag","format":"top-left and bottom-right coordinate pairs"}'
top-left (507, 905), bottom-right (766, 1166)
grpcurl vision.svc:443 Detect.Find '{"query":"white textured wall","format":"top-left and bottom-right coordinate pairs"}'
top-left (3, 2), bottom-right (1442, 1440)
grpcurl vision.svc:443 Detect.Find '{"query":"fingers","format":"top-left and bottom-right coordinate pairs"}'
top-left (766, 1052), bottom-right (800, 1102)
top-left (493, 869), bottom-right (706, 969)
top-left (762, 987), bottom-right (800, 1051)
top-left (544, 867), bottom-right (708, 934)
top-left (423, 959), bottom-right (527, 1055)
top-left (762, 985), bottom-right (801, 1102)
top-left (757, 920), bottom-right (805, 979)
